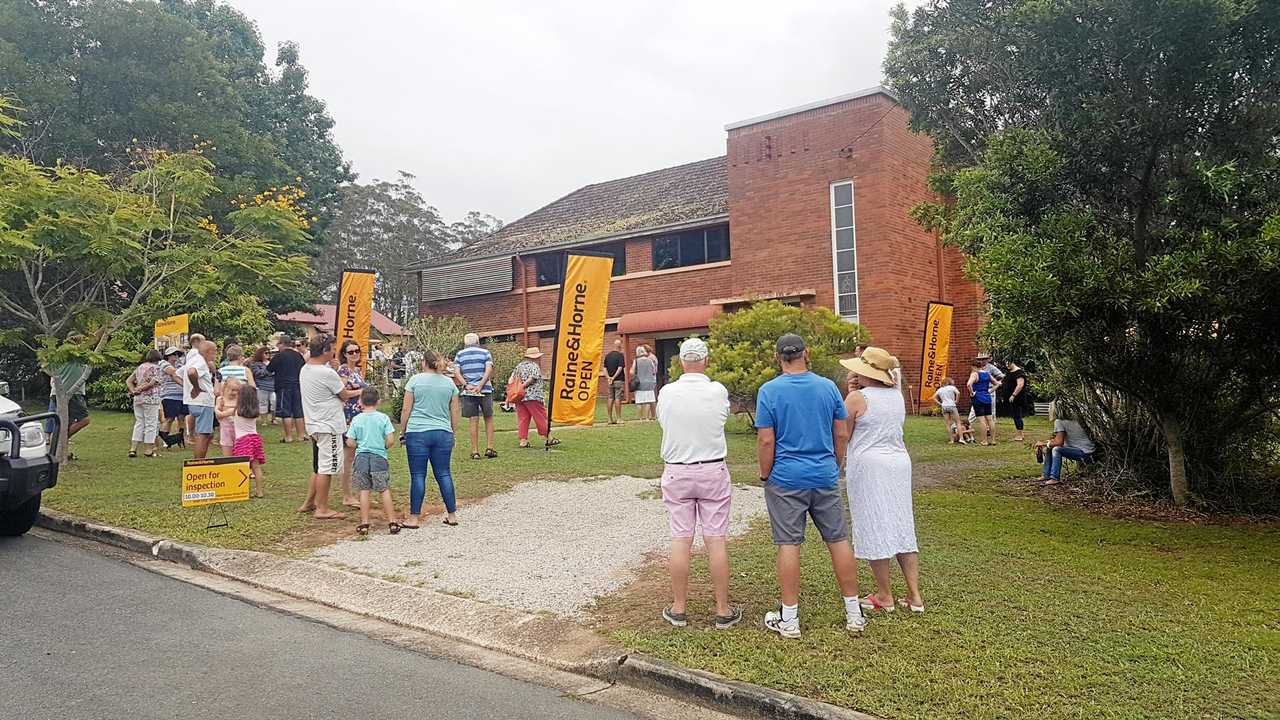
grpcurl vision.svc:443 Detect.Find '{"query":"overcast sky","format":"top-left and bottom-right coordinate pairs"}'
top-left (225, 0), bottom-right (914, 223)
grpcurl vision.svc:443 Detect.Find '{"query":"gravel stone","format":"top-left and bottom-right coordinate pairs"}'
top-left (314, 476), bottom-right (767, 618)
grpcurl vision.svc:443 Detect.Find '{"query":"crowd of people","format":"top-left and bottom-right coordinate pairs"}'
top-left (112, 329), bottom-right (575, 532)
top-left (100, 324), bottom-right (1098, 633)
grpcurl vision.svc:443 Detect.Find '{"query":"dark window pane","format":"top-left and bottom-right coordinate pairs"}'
top-left (679, 230), bottom-right (706, 266)
top-left (705, 225), bottom-right (729, 262)
top-left (604, 243), bottom-right (626, 276)
top-left (837, 250), bottom-right (855, 272)
top-left (838, 294), bottom-right (858, 317)
top-left (535, 254), bottom-right (562, 286)
top-left (652, 237), bottom-right (678, 270)
top-left (834, 206), bottom-right (854, 229)
top-left (835, 228), bottom-right (855, 251)
top-left (833, 183), bottom-right (853, 207)
top-left (838, 272), bottom-right (857, 294)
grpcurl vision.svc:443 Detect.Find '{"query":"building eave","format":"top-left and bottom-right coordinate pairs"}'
top-left (724, 85), bottom-right (899, 131)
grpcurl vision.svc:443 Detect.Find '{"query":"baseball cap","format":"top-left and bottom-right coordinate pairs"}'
top-left (679, 338), bottom-right (709, 361)
top-left (776, 333), bottom-right (806, 356)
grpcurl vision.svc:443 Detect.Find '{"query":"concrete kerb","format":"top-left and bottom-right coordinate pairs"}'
top-left (35, 508), bottom-right (878, 720)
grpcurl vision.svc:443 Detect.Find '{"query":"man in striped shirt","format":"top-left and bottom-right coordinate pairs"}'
top-left (456, 333), bottom-right (497, 460)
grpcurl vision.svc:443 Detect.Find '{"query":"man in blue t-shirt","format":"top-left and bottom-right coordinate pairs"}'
top-left (455, 333), bottom-right (497, 460)
top-left (755, 333), bottom-right (866, 638)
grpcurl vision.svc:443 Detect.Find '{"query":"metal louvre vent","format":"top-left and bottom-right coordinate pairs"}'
top-left (418, 255), bottom-right (514, 302)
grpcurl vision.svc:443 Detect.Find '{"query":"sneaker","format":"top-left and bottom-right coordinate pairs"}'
top-left (661, 606), bottom-right (688, 627)
top-left (846, 607), bottom-right (868, 633)
top-left (763, 608), bottom-right (801, 639)
top-left (714, 606), bottom-right (743, 630)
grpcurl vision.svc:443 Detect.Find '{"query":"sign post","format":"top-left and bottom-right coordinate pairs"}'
top-left (182, 456), bottom-right (252, 528)
top-left (547, 252), bottom-right (614, 432)
top-left (333, 268), bottom-right (377, 373)
top-left (917, 301), bottom-right (954, 407)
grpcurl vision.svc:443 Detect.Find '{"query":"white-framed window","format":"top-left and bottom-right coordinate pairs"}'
top-left (830, 181), bottom-right (858, 321)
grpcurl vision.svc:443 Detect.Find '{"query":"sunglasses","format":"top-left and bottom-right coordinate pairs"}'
top-left (346, 349), bottom-right (362, 355)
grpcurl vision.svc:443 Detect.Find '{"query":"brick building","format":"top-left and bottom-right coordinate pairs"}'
top-left (409, 86), bottom-right (982, 407)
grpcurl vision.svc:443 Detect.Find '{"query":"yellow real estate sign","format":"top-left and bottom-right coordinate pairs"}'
top-left (154, 313), bottom-right (189, 340)
top-left (181, 456), bottom-right (251, 508)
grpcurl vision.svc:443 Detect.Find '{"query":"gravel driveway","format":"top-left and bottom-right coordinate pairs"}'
top-left (314, 476), bottom-right (767, 618)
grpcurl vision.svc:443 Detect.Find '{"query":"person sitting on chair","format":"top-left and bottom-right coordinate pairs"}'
top-left (1037, 401), bottom-right (1096, 486)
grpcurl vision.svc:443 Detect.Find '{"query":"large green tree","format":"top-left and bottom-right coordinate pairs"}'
top-left (0, 0), bottom-right (351, 268)
top-left (886, 0), bottom-right (1280, 506)
top-left (315, 174), bottom-right (502, 324)
top-left (0, 135), bottom-right (310, 458)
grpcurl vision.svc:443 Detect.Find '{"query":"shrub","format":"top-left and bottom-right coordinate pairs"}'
top-left (678, 301), bottom-right (869, 406)
top-left (86, 367), bottom-right (132, 413)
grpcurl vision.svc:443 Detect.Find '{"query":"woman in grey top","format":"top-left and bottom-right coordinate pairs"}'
top-left (630, 345), bottom-right (659, 421)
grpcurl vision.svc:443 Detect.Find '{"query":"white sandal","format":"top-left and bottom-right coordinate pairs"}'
top-left (897, 597), bottom-right (925, 614)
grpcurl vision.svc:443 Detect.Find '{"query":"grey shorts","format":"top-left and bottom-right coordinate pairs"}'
top-left (352, 453), bottom-right (391, 492)
top-left (460, 393), bottom-right (493, 419)
top-left (763, 482), bottom-right (849, 545)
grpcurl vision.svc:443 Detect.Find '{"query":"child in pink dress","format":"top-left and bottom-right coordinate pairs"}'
top-left (232, 386), bottom-right (267, 498)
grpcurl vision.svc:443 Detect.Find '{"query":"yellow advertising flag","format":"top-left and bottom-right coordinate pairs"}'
top-left (153, 313), bottom-right (189, 342)
top-left (918, 302), bottom-right (954, 405)
top-left (333, 269), bottom-right (377, 373)
top-left (549, 253), bottom-right (614, 426)
top-left (181, 456), bottom-right (251, 508)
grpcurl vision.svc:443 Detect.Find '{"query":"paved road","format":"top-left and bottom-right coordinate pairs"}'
top-left (1, 532), bottom-right (637, 720)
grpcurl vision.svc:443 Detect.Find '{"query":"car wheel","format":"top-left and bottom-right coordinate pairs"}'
top-left (0, 493), bottom-right (40, 536)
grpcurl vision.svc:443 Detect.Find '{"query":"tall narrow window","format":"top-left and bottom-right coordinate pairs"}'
top-left (830, 182), bottom-right (858, 321)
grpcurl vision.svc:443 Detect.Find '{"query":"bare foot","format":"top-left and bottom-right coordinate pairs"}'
top-left (296, 504), bottom-right (316, 513)
top-left (312, 510), bottom-right (345, 520)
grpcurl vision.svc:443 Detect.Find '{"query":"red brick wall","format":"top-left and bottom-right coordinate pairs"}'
top-left (725, 95), bottom-right (984, 407)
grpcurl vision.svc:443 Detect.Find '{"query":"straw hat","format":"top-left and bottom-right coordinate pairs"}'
top-left (840, 346), bottom-right (898, 386)
top-left (522, 347), bottom-right (544, 359)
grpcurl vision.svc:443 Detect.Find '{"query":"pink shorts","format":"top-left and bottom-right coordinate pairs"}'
top-left (661, 461), bottom-right (732, 538)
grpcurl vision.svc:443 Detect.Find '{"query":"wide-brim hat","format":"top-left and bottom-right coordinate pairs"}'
top-left (840, 346), bottom-right (897, 385)
top-left (522, 347), bottom-right (544, 359)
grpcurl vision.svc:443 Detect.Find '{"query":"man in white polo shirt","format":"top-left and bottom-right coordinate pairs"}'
top-left (183, 340), bottom-right (216, 459)
top-left (655, 338), bottom-right (741, 630)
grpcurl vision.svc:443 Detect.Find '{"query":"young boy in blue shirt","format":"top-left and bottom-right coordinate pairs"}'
top-left (345, 386), bottom-right (399, 536)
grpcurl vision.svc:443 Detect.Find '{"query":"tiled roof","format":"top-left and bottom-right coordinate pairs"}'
top-left (277, 305), bottom-right (407, 336)
top-left (408, 156), bottom-right (728, 269)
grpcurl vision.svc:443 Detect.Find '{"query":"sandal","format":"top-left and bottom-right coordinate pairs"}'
top-left (356, 524), bottom-right (370, 536)
top-left (859, 594), bottom-right (896, 613)
top-left (442, 518), bottom-right (459, 526)
top-left (518, 442), bottom-right (530, 448)
top-left (400, 521), bottom-right (420, 530)
top-left (484, 448), bottom-right (498, 459)
top-left (388, 522), bottom-right (402, 535)
top-left (897, 597), bottom-right (925, 614)
top-left (544, 437), bottom-right (562, 447)
top-left (128, 450), bottom-right (137, 458)
top-left (470, 452), bottom-right (481, 460)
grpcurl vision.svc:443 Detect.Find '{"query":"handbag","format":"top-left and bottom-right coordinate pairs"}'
top-left (628, 376), bottom-right (640, 393)
top-left (505, 374), bottom-right (526, 404)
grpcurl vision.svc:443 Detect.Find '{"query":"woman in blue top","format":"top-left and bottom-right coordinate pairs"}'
top-left (398, 349), bottom-right (460, 528)
top-left (966, 358), bottom-right (1000, 445)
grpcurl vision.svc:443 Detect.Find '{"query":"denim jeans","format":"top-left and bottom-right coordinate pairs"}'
top-left (1010, 402), bottom-right (1025, 431)
top-left (404, 430), bottom-right (456, 514)
top-left (1043, 445), bottom-right (1090, 480)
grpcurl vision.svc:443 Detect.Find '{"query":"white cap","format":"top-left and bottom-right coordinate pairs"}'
top-left (679, 338), bottom-right (709, 361)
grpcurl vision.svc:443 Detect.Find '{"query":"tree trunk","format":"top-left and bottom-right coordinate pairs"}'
top-left (1160, 414), bottom-right (1189, 506)
top-left (49, 378), bottom-right (70, 464)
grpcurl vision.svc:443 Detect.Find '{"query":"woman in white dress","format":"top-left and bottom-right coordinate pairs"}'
top-left (840, 347), bottom-right (924, 614)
